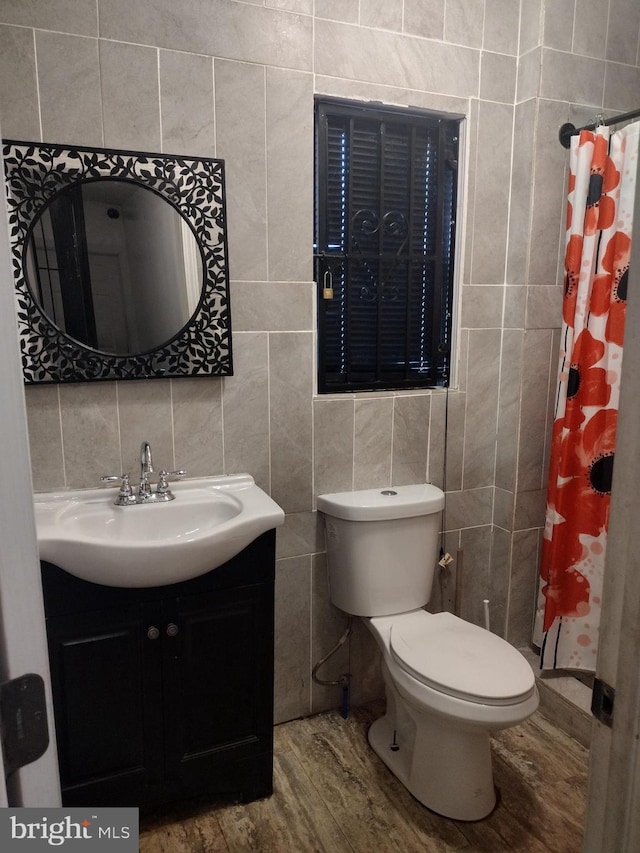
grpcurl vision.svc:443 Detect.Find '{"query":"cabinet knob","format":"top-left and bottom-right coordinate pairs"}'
top-left (166, 623), bottom-right (179, 637)
top-left (147, 626), bottom-right (160, 640)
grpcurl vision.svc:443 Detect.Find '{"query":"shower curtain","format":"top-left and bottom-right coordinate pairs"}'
top-left (539, 120), bottom-right (639, 671)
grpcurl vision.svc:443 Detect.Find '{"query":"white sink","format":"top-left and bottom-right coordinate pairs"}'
top-left (34, 474), bottom-right (285, 587)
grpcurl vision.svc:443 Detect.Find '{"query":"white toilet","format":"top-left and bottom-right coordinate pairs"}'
top-left (317, 483), bottom-right (539, 821)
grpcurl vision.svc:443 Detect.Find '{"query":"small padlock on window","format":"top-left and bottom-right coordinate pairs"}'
top-left (322, 268), bottom-right (334, 300)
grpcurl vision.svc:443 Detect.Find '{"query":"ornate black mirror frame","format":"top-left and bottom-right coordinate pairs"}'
top-left (2, 139), bottom-right (233, 384)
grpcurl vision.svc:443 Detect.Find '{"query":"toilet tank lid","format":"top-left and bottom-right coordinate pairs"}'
top-left (317, 484), bottom-right (445, 521)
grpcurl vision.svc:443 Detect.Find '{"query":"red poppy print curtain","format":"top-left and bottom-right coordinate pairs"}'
top-left (539, 121), bottom-right (639, 671)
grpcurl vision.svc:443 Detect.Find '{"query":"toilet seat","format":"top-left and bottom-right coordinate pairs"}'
top-left (389, 610), bottom-right (535, 706)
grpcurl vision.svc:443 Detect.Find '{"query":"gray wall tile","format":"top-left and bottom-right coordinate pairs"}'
top-left (459, 525), bottom-right (492, 628)
top-left (159, 51), bottom-right (215, 157)
top-left (266, 68), bottom-right (313, 282)
top-left (275, 555), bottom-right (311, 722)
top-left (514, 489), bottom-right (547, 532)
top-left (445, 487), bottom-right (493, 531)
top-left (574, 0), bottom-right (609, 59)
top-left (462, 99), bottom-right (479, 288)
top-left (456, 328), bottom-right (470, 394)
top-left (517, 330), bottom-right (554, 492)
top-left (507, 528), bottom-right (541, 646)
top-left (445, 0), bottom-right (484, 48)
top-left (519, 0), bottom-right (543, 54)
top-left (460, 285), bottom-right (504, 328)
top-left (403, 0), bottom-right (445, 40)
top-left (230, 281), bottom-right (313, 331)
top-left (315, 0), bottom-right (358, 24)
top-left (314, 19), bottom-right (479, 97)
top-left (222, 333), bottom-right (270, 491)
top-left (36, 33), bottom-right (102, 146)
top-left (494, 487), bottom-right (515, 531)
top-left (480, 52), bottom-right (517, 104)
top-left (489, 525), bottom-right (511, 636)
top-left (215, 59), bottom-right (267, 282)
top-left (540, 48), bottom-right (605, 104)
top-left (516, 48), bottom-right (542, 104)
top-left (171, 377), bottom-right (223, 479)
top-left (348, 618), bottom-right (384, 706)
top-left (310, 552), bottom-right (352, 713)
top-left (526, 284), bottom-right (563, 329)
top-left (0, 25), bottom-right (40, 139)
top-left (426, 529), bottom-right (454, 613)
top-left (314, 399), bottom-right (355, 498)
top-left (503, 286), bottom-right (527, 328)
top-left (606, 0), bottom-right (640, 65)
top-left (463, 330), bottom-right (501, 488)
top-left (483, 0), bottom-right (520, 55)
top-left (117, 379), bottom-right (174, 478)
top-left (469, 102), bottom-right (513, 285)
top-left (528, 100), bottom-right (572, 288)
top-left (359, 0), bottom-right (403, 32)
top-left (269, 332), bottom-right (313, 512)
top-left (267, 1), bottom-right (313, 13)
top-left (507, 100), bottom-right (536, 284)
top-left (427, 529), bottom-right (460, 614)
top-left (58, 383), bottom-right (121, 489)
top-left (391, 394), bottom-right (430, 486)
top-left (315, 74), bottom-right (470, 116)
top-left (24, 386), bottom-right (65, 491)
top-left (543, 329), bottom-right (561, 481)
top-left (277, 511), bottom-right (324, 560)
top-left (604, 63), bottom-right (640, 113)
top-left (543, 0), bottom-right (576, 51)
top-left (99, 40), bottom-right (161, 151)
top-left (0, 0), bottom-right (97, 35)
top-left (429, 391), bottom-right (465, 492)
top-left (496, 329), bottom-right (524, 492)
top-left (100, 0), bottom-right (313, 70)
top-left (353, 397), bottom-right (393, 489)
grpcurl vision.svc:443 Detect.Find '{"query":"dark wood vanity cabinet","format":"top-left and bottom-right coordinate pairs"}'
top-left (40, 530), bottom-right (276, 809)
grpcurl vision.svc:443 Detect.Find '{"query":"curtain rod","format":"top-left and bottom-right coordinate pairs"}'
top-left (559, 107), bottom-right (640, 148)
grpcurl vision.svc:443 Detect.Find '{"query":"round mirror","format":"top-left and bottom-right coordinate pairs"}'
top-left (25, 179), bottom-right (204, 355)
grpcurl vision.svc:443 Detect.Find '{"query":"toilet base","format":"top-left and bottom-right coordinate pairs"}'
top-left (368, 681), bottom-right (497, 821)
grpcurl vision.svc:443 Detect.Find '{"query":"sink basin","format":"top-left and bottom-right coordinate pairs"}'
top-left (34, 474), bottom-right (285, 587)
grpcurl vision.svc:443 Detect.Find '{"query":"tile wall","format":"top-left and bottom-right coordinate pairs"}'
top-left (0, 0), bottom-right (638, 723)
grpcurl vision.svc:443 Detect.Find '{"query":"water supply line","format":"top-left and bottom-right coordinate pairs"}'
top-left (312, 618), bottom-right (353, 719)
top-left (438, 386), bottom-right (455, 606)
top-left (454, 547), bottom-right (463, 617)
top-left (439, 385), bottom-right (450, 566)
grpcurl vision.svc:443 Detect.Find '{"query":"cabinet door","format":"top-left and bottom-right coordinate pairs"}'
top-left (47, 603), bottom-right (164, 806)
top-left (162, 581), bottom-right (274, 798)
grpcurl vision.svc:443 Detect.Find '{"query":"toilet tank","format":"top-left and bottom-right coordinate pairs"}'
top-left (317, 484), bottom-right (445, 617)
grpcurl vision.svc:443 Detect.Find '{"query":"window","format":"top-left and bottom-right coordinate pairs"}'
top-left (315, 98), bottom-right (461, 393)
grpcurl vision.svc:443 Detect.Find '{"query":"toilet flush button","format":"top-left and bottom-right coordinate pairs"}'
top-left (381, 490), bottom-right (398, 496)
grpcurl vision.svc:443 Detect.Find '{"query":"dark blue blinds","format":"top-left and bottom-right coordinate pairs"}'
top-left (315, 99), bottom-right (460, 393)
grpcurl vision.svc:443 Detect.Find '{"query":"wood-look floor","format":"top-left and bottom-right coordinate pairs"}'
top-left (140, 702), bottom-right (587, 852)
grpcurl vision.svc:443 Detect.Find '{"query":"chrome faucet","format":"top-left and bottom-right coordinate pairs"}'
top-left (101, 441), bottom-right (186, 504)
top-left (139, 441), bottom-right (154, 497)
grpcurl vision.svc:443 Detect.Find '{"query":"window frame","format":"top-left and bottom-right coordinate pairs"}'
top-left (314, 97), bottom-right (463, 394)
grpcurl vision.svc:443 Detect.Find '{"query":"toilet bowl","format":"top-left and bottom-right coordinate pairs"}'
top-left (317, 484), bottom-right (539, 821)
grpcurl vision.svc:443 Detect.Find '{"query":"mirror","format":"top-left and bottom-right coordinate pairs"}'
top-left (2, 140), bottom-right (232, 384)
top-left (26, 180), bottom-right (203, 354)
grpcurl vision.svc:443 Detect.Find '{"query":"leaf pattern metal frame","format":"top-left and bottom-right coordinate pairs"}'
top-left (2, 139), bottom-right (233, 384)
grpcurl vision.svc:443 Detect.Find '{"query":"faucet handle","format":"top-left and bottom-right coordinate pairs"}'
top-left (101, 473), bottom-right (136, 505)
top-left (156, 469), bottom-right (187, 495)
top-left (100, 473), bottom-right (130, 486)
